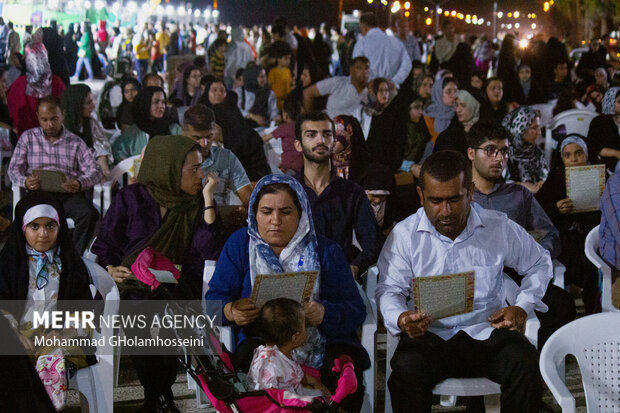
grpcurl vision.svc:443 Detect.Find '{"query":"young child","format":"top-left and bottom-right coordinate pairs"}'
top-left (247, 298), bottom-right (330, 398)
top-left (264, 95), bottom-right (303, 175)
top-left (268, 47), bottom-right (293, 111)
top-left (401, 98), bottom-right (431, 177)
top-left (209, 39), bottom-right (228, 79)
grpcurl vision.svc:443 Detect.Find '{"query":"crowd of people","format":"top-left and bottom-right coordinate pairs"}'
top-left (0, 8), bottom-right (619, 413)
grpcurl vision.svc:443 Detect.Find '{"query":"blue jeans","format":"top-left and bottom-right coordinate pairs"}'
top-left (75, 56), bottom-right (94, 79)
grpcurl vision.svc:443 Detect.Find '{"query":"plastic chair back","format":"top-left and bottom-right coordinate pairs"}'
top-left (585, 225), bottom-right (619, 313)
top-left (544, 109), bottom-right (597, 164)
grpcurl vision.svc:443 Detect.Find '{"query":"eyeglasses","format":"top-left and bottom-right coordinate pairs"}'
top-left (474, 145), bottom-right (510, 158)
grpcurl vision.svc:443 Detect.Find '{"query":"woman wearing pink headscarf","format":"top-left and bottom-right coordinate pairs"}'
top-left (6, 42), bottom-right (66, 137)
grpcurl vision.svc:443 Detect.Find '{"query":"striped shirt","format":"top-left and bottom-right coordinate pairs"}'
top-left (600, 172), bottom-right (620, 269)
top-left (8, 127), bottom-right (102, 189)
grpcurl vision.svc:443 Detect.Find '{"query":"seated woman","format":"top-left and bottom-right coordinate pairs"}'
top-left (433, 89), bottom-right (480, 157)
top-left (61, 83), bottom-right (113, 178)
top-left (202, 77), bottom-right (271, 181)
top-left (234, 63), bottom-right (279, 127)
top-left (287, 62), bottom-right (328, 113)
top-left (206, 175), bottom-right (370, 412)
top-left (423, 76), bottom-right (457, 146)
top-left (332, 114), bottom-right (369, 182)
top-left (170, 65), bottom-right (203, 107)
top-left (536, 136), bottom-right (601, 314)
top-left (115, 77), bottom-right (140, 132)
top-left (411, 73), bottom-right (433, 109)
top-left (0, 192), bottom-right (94, 411)
top-left (92, 135), bottom-right (221, 411)
top-left (112, 86), bottom-right (182, 162)
top-left (479, 77), bottom-right (508, 126)
top-left (587, 87), bottom-right (620, 174)
top-left (503, 105), bottom-right (548, 192)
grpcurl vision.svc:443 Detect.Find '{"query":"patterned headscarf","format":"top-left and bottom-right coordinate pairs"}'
top-left (247, 174), bottom-right (324, 368)
top-left (502, 106), bottom-right (548, 183)
top-left (24, 42), bottom-right (52, 98)
top-left (456, 89), bottom-right (480, 127)
top-left (424, 77), bottom-right (456, 134)
top-left (602, 87), bottom-right (620, 115)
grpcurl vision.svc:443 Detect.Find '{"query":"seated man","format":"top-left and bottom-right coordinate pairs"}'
top-left (8, 96), bottom-right (101, 254)
top-left (466, 123), bottom-right (575, 347)
top-left (377, 150), bottom-right (551, 412)
top-left (181, 104), bottom-right (252, 207)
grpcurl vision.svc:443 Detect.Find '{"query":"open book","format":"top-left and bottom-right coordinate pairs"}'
top-left (251, 271), bottom-right (318, 308)
top-left (565, 165), bottom-right (605, 213)
top-left (412, 271), bottom-right (475, 320)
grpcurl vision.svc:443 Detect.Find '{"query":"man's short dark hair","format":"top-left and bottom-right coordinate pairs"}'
top-left (282, 94), bottom-right (301, 121)
top-left (271, 24), bottom-right (286, 38)
top-left (213, 38), bottom-right (227, 50)
top-left (295, 111), bottom-right (334, 141)
top-left (467, 123), bottom-right (511, 150)
top-left (183, 104), bottom-right (215, 130)
top-left (142, 73), bottom-right (164, 87)
top-left (351, 56), bottom-right (370, 67)
top-left (360, 12), bottom-right (377, 28)
top-left (37, 95), bottom-right (63, 112)
top-left (419, 151), bottom-right (471, 191)
top-left (259, 298), bottom-right (304, 347)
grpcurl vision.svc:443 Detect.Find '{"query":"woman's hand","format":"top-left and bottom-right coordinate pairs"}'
top-left (225, 298), bottom-right (259, 326)
top-left (303, 301), bottom-right (325, 327)
top-left (97, 156), bottom-right (110, 180)
top-left (107, 265), bottom-right (133, 284)
top-left (203, 172), bottom-right (219, 201)
top-left (556, 197), bottom-right (573, 214)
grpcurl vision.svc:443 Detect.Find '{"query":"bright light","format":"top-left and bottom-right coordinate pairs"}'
top-left (507, 12), bottom-right (512, 18)
top-left (84, 0), bottom-right (91, 7)
top-left (405, 11), bottom-right (410, 17)
top-left (544, 2), bottom-right (550, 11)
top-left (507, 23), bottom-right (512, 29)
top-left (519, 39), bottom-right (528, 48)
top-left (380, 0), bottom-right (387, 5)
top-left (166, 4), bottom-right (174, 13)
top-left (194, 9), bottom-right (200, 17)
top-left (514, 11), bottom-right (519, 18)
top-left (497, 11), bottom-right (503, 18)
top-left (155, 5), bottom-right (163, 13)
top-left (457, 13), bottom-right (463, 19)
top-left (212, 10), bottom-right (219, 18)
top-left (48, 0), bottom-right (59, 7)
top-left (141, 2), bottom-right (150, 12)
top-left (404, 1), bottom-right (410, 10)
top-left (425, 17), bottom-right (432, 25)
top-left (177, 6), bottom-right (185, 15)
top-left (444, 11), bottom-right (449, 16)
top-left (94, 0), bottom-right (104, 9)
top-left (68, 0), bottom-right (75, 8)
top-left (550, 0), bottom-right (554, 4)
top-left (127, 1), bottom-right (137, 11)
top-left (451, 10), bottom-right (456, 16)
top-left (367, 0), bottom-right (373, 4)
top-left (531, 23), bottom-right (537, 29)
top-left (204, 9), bottom-right (211, 17)
top-left (437, 7), bottom-right (442, 13)
top-left (391, 1), bottom-right (401, 13)
top-left (531, 13), bottom-right (536, 18)
top-left (500, 23), bottom-right (505, 28)
top-left (111, 1), bottom-right (119, 10)
top-left (472, 14), bottom-right (477, 20)
top-left (527, 13), bottom-right (531, 18)
top-left (424, 6), bottom-right (428, 12)
top-left (486, 21), bottom-right (490, 26)
top-left (353, 9), bottom-right (360, 17)
top-left (478, 18), bottom-right (484, 24)
top-left (471, 18), bottom-right (477, 24)
top-left (515, 22), bottom-right (520, 28)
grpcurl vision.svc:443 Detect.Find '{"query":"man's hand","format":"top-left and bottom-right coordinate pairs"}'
top-left (556, 197), bottom-right (573, 214)
top-left (397, 311), bottom-right (432, 339)
top-left (410, 164), bottom-right (422, 179)
top-left (350, 265), bottom-right (359, 279)
top-left (61, 179), bottom-right (81, 193)
top-left (107, 265), bottom-right (134, 284)
top-left (488, 306), bottom-right (527, 333)
top-left (25, 175), bottom-right (40, 191)
top-left (303, 301), bottom-right (325, 327)
top-left (225, 298), bottom-right (259, 326)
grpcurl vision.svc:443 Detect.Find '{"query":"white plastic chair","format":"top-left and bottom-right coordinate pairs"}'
top-left (68, 258), bottom-right (120, 413)
top-left (92, 155), bottom-right (140, 217)
top-left (543, 109), bottom-right (597, 165)
top-left (585, 225), bottom-right (619, 313)
top-left (0, 149), bottom-right (11, 189)
top-left (540, 312), bottom-right (620, 413)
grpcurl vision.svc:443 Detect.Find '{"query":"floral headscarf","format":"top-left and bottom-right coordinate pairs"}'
top-left (502, 106), bottom-right (548, 183)
top-left (602, 87), bottom-right (620, 115)
top-left (24, 42), bottom-right (52, 98)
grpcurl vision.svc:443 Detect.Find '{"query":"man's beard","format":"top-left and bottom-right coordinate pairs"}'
top-left (302, 143), bottom-right (332, 164)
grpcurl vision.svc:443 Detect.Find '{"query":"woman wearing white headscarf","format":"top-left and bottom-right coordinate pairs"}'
top-left (586, 86), bottom-right (620, 173)
top-left (433, 89), bottom-right (481, 157)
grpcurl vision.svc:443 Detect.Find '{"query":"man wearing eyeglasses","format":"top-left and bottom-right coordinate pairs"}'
top-left (294, 111), bottom-right (384, 279)
top-left (467, 122), bottom-right (575, 349)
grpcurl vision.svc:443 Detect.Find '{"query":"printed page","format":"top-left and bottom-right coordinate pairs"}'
top-left (251, 271), bottom-right (318, 308)
top-left (412, 271), bottom-right (475, 320)
top-left (565, 165), bottom-right (605, 213)
top-left (33, 170), bottom-right (66, 192)
top-left (149, 269), bottom-right (178, 284)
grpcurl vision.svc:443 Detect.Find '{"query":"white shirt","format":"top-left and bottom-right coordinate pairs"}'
top-left (352, 28), bottom-right (412, 87)
top-left (400, 34), bottom-right (422, 62)
top-left (233, 87), bottom-right (279, 122)
top-left (376, 203), bottom-right (552, 340)
top-left (316, 76), bottom-right (366, 121)
top-left (225, 41), bottom-right (255, 84)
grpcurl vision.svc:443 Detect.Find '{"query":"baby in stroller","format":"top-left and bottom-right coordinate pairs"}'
top-left (247, 298), bottom-right (330, 398)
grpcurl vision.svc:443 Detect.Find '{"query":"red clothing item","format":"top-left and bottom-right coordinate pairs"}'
top-left (7, 75), bottom-right (66, 137)
top-left (273, 121), bottom-right (303, 175)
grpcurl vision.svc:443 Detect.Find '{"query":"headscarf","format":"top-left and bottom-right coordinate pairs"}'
top-left (120, 135), bottom-right (202, 268)
top-left (175, 65), bottom-right (202, 106)
top-left (243, 64), bottom-right (270, 120)
top-left (424, 77), bottom-right (456, 134)
top-left (22, 204), bottom-right (59, 231)
top-left (116, 78), bottom-right (140, 128)
top-left (247, 174), bottom-right (324, 367)
top-left (455, 89), bottom-right (480, 127)
top-left (502, 106), bottom-right (548, 183)
top-left (132, 86), bottom-right (175, 137)
top-left (24, 42), bottom-right (52, 98)
top-left (518, 64), bottom-right (532, 99)
top-left (560, 135), bottom-right (588, 160)
top-left (61, 83), bottom-right (93, 147)
top-left (602, 87), bottom-right (620, 115)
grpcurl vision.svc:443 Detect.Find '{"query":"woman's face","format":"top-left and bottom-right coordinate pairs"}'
top-left (256, 190), bottom-right (301, 252)
top-left (518, 67), bottom-right (531, 83)
top-left (615, 94), bottom-right (620, 116)
top-left (486, 80), bottom-right (503, 105)
top-left (24, 217), bottom-right (59, 252)
top-left (589, 90), bottom-right (603, 104)
top-left (455, 98), bottom-right (473, 123)
top-left (419, 77), bottom-right (433, 99)
top-left (594, 70), bottom-right (607, 86)
top-left (257, 69), bottom-right (267, 88)
top-left (187, 69), bottom-right (202, 90)
top-left (301, 68), bottom-right (311, 87)
top-left (150, 91), bottom-right (166, 119)
top-left (442, 82), bottom-right (458, 107)
top-left (561, 143), bottom-right (587, 168)
top-left (123, 83), bottom-right (138, 103)
top-left (179, 150), bottom-right (205, 195)
top-left (376, 81), bottom-right (390, 106)
top-left (208, 82), bottom-right (227, 105)
top-left (470, 75), bottom-right (483, 89)
top-left (522, 116), bottom-right (541, 145)
top-left (82, 92), bottom-right (95, 117)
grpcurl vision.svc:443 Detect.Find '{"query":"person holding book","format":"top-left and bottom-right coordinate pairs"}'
top-left (206, 174), bottom-right (369, 412)
top-left (377, 150), bottom-right (552, 413)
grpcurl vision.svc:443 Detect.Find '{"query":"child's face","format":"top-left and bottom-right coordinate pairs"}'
top-left (367, 193), bottom-right (387, 206)
top-left (217, 44), bottom-right (227, 55)
top-left (470, 75), bottom-right (483, 89)
top-left (24, 217), bottom-right (59, 252)
top-left (518, 67), bottom-right (531, 83)
top-left (293, 317), bottom-right (307, 347)
top-left (409, 106), bottom-right (422, 122)
top-left (278, 54), bottom-right (291, 68)
top-left (257, 69), bottom-right (267, 88)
